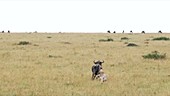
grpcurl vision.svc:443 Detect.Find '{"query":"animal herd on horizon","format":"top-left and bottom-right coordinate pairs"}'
top-left (0, 30), bottom-right (163, 33)
top-left (1, 30), bottom-right (10, 33)
top-left (107, 30), bottom-right (163, 34)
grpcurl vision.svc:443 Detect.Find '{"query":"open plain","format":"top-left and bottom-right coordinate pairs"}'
top-left (0, 33), bottom-right (170, 96)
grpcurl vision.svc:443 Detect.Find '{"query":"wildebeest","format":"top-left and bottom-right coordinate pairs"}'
top-left (122, 30), bottom-right (124, 33)
top-left (142, 31), bottom-right (145, 34)
top-left (91, 60), bottom-right (104, 80)
top-left (130, 30), bottom-right (133, 33)
top-left (8, 30), bottom-right (10, 33)
top-left (158, 30), bottom-right (162, 33)
top-left (107, 30), bottom-right (111, 33)
top-left (113, 31), bottom-right (116, 33)
top-left (2, 31), bottom-right (4, 33)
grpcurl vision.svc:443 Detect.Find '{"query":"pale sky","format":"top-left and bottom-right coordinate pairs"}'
top-left (0, 0), bottom-right (170, 33)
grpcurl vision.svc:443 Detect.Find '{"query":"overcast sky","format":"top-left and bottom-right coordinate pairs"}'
top-left (0, 0), bottom-right (170, 33)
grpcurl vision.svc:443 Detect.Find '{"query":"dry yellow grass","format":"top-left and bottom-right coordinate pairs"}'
top-left (0, 33), bottom-right (170, 96)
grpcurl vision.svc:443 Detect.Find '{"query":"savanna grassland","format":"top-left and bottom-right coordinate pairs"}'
top-left (0, 33), bottom-right (170, 96)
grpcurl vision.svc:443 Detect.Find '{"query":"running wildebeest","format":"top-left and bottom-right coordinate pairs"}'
top-left (8, 30), bottom-right (10, 33)
top-left (113, 31), bottom-right (116, 33)
top-left (107, 30), bottom-right (111, 33)
top-left (2, 31), bottom-right (4, 33)
top-left (91, 60), bottom-right (104, 80)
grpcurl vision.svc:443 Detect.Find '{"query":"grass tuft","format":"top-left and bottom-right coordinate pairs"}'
top-left (99, 38), bottom-right (113, 42)
top-left (18, 41), bottom-right (31, 45)
top-left (127, 43), bottom-right (138, 47)
top-left (121, 37), bottom-right (129, 40)
top-left (48, 55), bottom-right (62, 58)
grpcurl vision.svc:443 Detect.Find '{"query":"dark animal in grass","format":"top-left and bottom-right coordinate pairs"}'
top-left (91, 60), bottom-right (104, 80)
top-left (113, 31), bottom-right (116, 33)
top-left (8, 30), bottom-right (10, 33)
top-left (2, 31), bottom-right (4, 33)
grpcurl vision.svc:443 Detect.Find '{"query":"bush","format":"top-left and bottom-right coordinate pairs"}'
top-left (121, 37), bottom-right (129, 40)
top-left (18, 41), bottom-right (31, 45)
top-left (142, 51), bottom-right (166, 60)
top-left (127, 43), bottom-right (138, 47)
top-left (99, 38), bottom-right (113, 42)
top-left (153, 37), bottom-right (170, 41)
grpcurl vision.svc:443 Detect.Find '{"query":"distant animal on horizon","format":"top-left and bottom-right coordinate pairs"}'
top-left (158, 30), bottom-right (162, 33)
top-left (142, 31), bottom-right (145, 34)
top-left (107, 30), bottom-right (111, 33)
top-left (113, 31), bottom-right (116, 33)
top-left (130, 30), bottom-right (133, 33)
top-left (91, 60), bottom-right (104, 80)
top-left (122, 30), bottom-right (124, 33)
top-left (2, 31), bottom-right (4, 33)
top-left (8, 30), bottom-right (10, 33)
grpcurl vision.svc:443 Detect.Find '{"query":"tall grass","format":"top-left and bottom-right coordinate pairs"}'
top-left (0, 33), bottom-right (170, 96)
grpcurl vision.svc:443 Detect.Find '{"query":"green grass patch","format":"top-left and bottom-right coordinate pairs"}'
top-left (152, 37), bottom-right (170, 41)
top-left (142, 51), bottom-right (166, 60)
